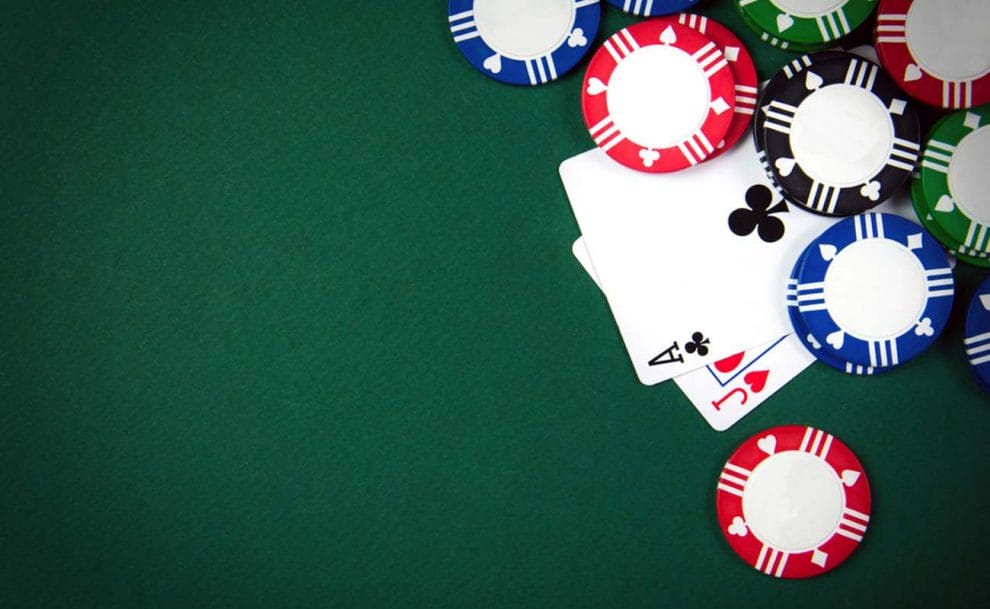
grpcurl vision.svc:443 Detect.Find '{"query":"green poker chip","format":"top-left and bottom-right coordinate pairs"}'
top-left (734, 3), bottom-right (828, 53)
top-left (734, 0), bottom-right (875, 46)
top-left (919, 104), bottom-right (990, 254)
top-left (911, 174), bottom-right (990, 268)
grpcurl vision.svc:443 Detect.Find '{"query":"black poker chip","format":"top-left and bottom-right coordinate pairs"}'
top-left (762, 54), bottom-right (921, 216)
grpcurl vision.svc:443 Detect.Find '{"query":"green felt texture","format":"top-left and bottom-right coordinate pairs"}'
top-left (1, 1), bottom-right (987, 607)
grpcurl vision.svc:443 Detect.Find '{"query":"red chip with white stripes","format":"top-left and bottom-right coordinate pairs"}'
top-left (874, 0), bottom-right (990, 109)
top-left (660, 14), bottom-right (758, 161)
top-left (581, 19), bottom-right (736, 172)
top-left (715, 425), bottom-right (871, 579)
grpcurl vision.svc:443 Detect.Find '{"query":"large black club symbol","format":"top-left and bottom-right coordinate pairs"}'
top-left (729, 185), bottom-right (789, 243)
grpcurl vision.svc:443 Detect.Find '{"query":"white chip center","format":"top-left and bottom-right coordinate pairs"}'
top-left (949, 125), bottom-right (990, 224)
top-left (823, 239), bottom-right (927, 339)
top-left (790, 84), bottom-right (893, 187)
top-left (743, 451), bottom-right (843, 552)
top-left (906, 0), bottom-right (990, 81)
top-left (769, 0), bottom-right (846, 18)
top-left (607, 45), bottom-right (710, 149)
top-left (473, 0), bottom-right (574, 60)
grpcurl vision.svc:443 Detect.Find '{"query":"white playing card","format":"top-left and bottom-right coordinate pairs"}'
top-left (572, 236), bottom-right (814, 430)
top-left (571, 237), bottom-right (603, 291)
top-left (559, 144), bottom-right (914, 386)
top-left (672, 337), bottom-right (814, 430)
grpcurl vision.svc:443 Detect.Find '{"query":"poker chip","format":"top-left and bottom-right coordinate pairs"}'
top-left (581, 20), bottom-right (736, 172)
top-left (907, 111), bottom-right (988, 260)
top-left (763, 54), bottom-right (922, 216)
top-left (734, 0), bottom-right (876, 47)
top-left (716, 425), bottom-right (871, 578)
top-left (666, 14), bottom-right (758, 160)
top-left (874, 0), bottom-right (990, 109)
top-left (787, 247), bottom-right (880, 375)
top-left (748, 30), bottom-right (826, 54)
top-left (733, 3), bottom-right (829, 53)
top-left (789, 296), bottom-right (879, 375)
top-left (918, 105), bottom-right (990, 254)
top-left (964, 276), bottom-right (990, 394)
top-left (605, 0), bottom-right (700, 17)
top-left (793, 213), bottom-right (954, 369)
top-left (448, 0), bottom-right (601, 86)
top-left (754, 51), bottom-right (849, 199)
top-left (910, 171), bottom-right (990, 268)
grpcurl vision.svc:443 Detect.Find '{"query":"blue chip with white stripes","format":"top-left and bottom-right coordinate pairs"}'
top-left (762, 53), bottom-right (921, 216)
top-left (448, 0), bottom-right (601, 86)
top-left (787, 244), bottom-right (883, 376)
top-left (792, 213), bottom-right (954, 369)
top-left (964, 275), bottom-right (990, 394)
top-left (605, 0), bottom-right (700, 17)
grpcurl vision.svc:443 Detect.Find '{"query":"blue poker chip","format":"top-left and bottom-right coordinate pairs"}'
top-left (964, 276), bottom-right (990, 394)
top-left (604, 0), bottom-right (700, 16)
top-left (793, 213), bottom-right (954, 369)
top-left (787, 246), bottom-right (883, 376)
top-left (448, 0), bottom-right (601, 86)
top-left (977, 373), bottom-right (990, 396)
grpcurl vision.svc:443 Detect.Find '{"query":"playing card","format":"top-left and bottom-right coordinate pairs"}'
top-left (673, 337), bottom-right (814, 430)
top-left (572, 236), bottom-right (814, 430)
top-left (559, 144), bottom-right (913, 386)
top-left (571, 237), bottom-right (603, 291)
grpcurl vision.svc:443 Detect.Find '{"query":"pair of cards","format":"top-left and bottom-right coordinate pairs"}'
top-left (560, 142), bottom-right (914, 429)
top-left (572, 234), bottom-right (814, 430)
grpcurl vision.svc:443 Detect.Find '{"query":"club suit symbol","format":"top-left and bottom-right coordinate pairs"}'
top-left (685, 332), bottom-right (710, 356)
top-left (729, 184), bottom-right (789, 243)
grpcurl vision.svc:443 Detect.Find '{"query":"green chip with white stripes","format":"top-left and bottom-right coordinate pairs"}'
top-left (911, 172), bottom-right (990, 268)
top-left (734, 0), bottom-right (876, 45)
top-left (733, 0), bottom-right (829, 53)
top-left (920, 104), bottom-right (990, 254)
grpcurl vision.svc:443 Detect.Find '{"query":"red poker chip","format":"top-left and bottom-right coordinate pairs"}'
top-left (662, 13), bottom-right (758, 161)
top-left (581, 19), bottom-right (736, 173)
top-left (874, 0), bottom-right (990, 109)
top-left (715, 425), bottom-right (872, 579)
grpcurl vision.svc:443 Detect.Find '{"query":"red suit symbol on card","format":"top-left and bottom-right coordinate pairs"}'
top-left (714, 351), bottom-right (746, 373)
top-left (711, 370), bottom-right (770, 411)
top-left (743, 370), bottom-right (768, 392)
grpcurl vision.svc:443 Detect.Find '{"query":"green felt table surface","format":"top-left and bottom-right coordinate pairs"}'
top-left (1, 1), bottom-right (988, 607)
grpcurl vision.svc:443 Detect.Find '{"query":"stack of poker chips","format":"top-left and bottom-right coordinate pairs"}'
top-left (579, 14), bottom-right (759, 173)
top-left (787, 213), bottom-right (954, 375)
top-left (447, 1), bottom-right (985, 388)
top-left (444, 0), bottom-right (984, 584)
top-left (753, 51), bottom-right (922, 217)
top-left (909, 105), bottom-right (990, 268)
